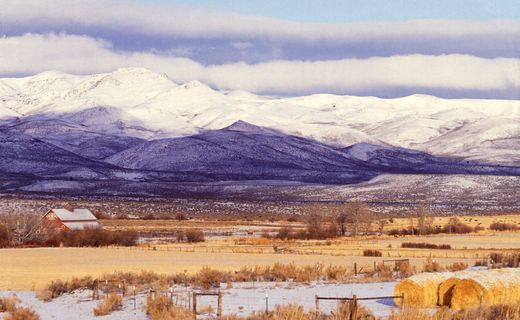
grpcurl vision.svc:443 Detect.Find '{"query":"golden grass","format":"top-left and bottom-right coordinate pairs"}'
top-left (0, 295), bottom-right (40, 320)
top-left (0, 295), bottom-right (20, 313)
top-left (3, 306), bottom-right (40, 320)
top-left (93, 293), bottom-right (122, 316)
top-left (0, 245), bottom-right (479, 291)
top-left (146, 294), bottom-right (194, 320)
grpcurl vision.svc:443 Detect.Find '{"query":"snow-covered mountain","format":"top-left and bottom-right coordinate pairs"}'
top-left (1, 68), bottom-right (519, 165)
top-left (0, 119), bottom-right (518, 198)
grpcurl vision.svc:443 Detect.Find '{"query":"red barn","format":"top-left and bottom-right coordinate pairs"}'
top-left (42, 208), bottom-right (101, 231)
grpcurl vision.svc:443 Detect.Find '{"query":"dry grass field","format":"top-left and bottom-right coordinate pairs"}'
top-left (1, 246), bottom-right (478, 291)
top-left (2, 213), bottom-right (520, 291)
top-left (101, 214), bottom-right (520, 234)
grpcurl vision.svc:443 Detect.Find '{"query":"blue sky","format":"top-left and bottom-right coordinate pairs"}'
top-left (0, 0), bottom-right (519, 98)
top-left (159, 0), bottom-right (520, 22)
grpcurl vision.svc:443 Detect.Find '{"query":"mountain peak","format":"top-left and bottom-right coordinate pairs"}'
top-left (181, 80), bottom-right (210, 90)
top-left (223, 120), bottom-right (280, 135)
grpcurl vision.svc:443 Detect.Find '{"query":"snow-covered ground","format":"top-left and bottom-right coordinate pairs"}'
top-left (0, 281), bottom-right (397, 319)
top-left (0, 289), bottom-right (146, 320)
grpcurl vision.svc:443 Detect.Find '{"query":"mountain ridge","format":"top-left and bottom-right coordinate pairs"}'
top-left (1, 68), bottom-right (519, 165)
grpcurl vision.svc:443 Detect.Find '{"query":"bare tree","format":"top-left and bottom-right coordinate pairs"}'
top-left (341, 201), bottom-right (372, 236)
top-left (0, 222), bottom-right (11, 246)
top-left (0, 213), bottom-right (42, 244)
top-left (377, 219), bottom-right (388, 235)
top-left (416, 204), bottom-right (434, 235)
top-left (302, 203), bottom-right (326, 239)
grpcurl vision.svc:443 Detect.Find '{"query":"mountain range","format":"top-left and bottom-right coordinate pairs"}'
top-left (0, 68), bottom-right (519, 201)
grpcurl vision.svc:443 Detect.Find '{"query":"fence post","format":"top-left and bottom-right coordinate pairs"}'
top-left (133, 286), bottom-right (136, 310)
top-left (217, 290), bottom-right (223, 320)
top-left (354, 263), bottom-right (357, 276)
top-left (192, 292), bottom-right (197, 320)
top-left (92, 280), bottom-right (98, 300)
top-left (315, 295), bottom-right (320, 320)
top-left (350, 295), bottom-right (358, 320)
top-left (265, 293), bottom-right (269, 314)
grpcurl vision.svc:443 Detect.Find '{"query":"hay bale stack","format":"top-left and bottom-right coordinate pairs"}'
top-left (451, 268), bottom-right (520, 311)
top-left (438, 270), bottom-right (486, 307)
top-left (394, 272), bottom-right (453, 307)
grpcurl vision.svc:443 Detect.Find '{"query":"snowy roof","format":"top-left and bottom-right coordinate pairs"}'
top-left (62, 221), bottom-right (101, 230)
top-left (50, 208), bottom-right (97, 222)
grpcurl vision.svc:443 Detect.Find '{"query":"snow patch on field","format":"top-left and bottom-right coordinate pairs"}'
top-left (1, 281), bottom-right (397, 319)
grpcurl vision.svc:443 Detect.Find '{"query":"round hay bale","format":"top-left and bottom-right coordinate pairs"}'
top-left (438, 277), bottom-right (461, 307)
top-left (450, 268), bottom-right (520, 311)
top-left (438, 270), bottom-right (486, 307)
top-left (394, 272), bottom-right (453, 307)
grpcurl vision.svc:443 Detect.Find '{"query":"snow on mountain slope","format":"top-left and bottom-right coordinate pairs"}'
top-left (1, 68), bottom-right (519, 164)
top-left (105, 121), bottom-right (519, 184)
top-left (0, 128), bottom-right (116, 178)
top-left (5, 118), bottom-right (145, 160)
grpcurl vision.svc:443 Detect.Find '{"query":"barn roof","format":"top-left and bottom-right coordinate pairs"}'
top-left (50, 208), bottom-right (97, 222)
top-left (62, 221), bottom-right (100, 230)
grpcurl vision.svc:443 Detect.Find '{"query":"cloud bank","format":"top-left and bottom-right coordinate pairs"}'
top-left (2, 0), bottom-right (519, 61)
top-left (1, 33), bottom-right (519, 98)
top-left (0, 0), bottom-right (519, 98)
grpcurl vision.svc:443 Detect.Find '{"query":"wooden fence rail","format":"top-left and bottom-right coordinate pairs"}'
top-left (193, 290), bottom-right (222, 320)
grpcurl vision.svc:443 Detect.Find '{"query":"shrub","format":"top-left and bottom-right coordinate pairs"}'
top-left (363, 249), bottom-right (382, 257)
top-left (401, 242), bottom-right (451, 250)
top-left (423, 257), bottom-right (445, 272)
top-left (387, 217), bottom-right (477, 236)
top-left (475, 259), bottom-right (489, 267)
top-left (194, 266), bottom-right (225, 289)
top-left (398, 262), bottom-right (416, 278)
top-left (46, 228), bottom-right (138, 247)
top-left (36, 290), bottom-right (53, 302)
top-left (489, 252), bottom-right (520, 267)
top-left (175, 230), bottom-right (185, 242)
top-left (174, 213), bottom-right (188, 221)
top-left (276, 226), bottom-right (294, 240)
top-left (4, 307), bottom-right (40, 320)
top-left (286, 216), bottom-right (299, 222)
top-left (93, 293), bottom-right (122, 316)
top-left (40, 276), bottom-right (94, 300)
top-left (147, 294), bottom-right (194, 320)
top-left (0, 223), bottom-right (11, 247)
top-left (184, 229), bottom-right (205, 243)
top-left (447, 262), bottom-right (468, 272)
top-left (0, 296), bottom-right (20, 313)
top-left (376, 264), bottom-right (394, 279)
top-left (490, 222), bottom-right (519, 231)
top-left (443, 217), bottom-right (474, 234)
top-left (325, 265), bottom-right (350, 281)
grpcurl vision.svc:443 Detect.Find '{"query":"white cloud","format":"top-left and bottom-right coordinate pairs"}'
top-left (231, 42), bottom-right (254, 50)
top-left (1, 33), bottom-right (519, 96)
top-left (1, 0), bottom-right (519, 43)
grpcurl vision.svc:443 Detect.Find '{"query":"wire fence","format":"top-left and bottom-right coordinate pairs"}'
top-left (101, 243), bottom-right (494, 260)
